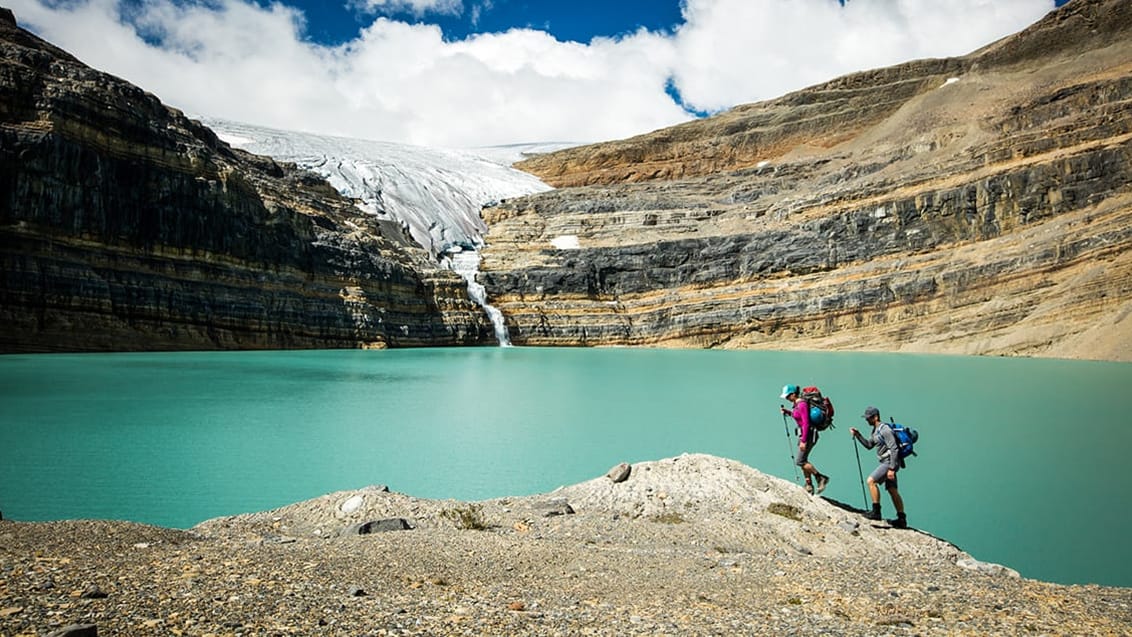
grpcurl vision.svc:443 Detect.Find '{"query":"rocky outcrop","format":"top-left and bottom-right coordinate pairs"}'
top-left (0, 12), bottom-right (492, 352)
top-left (484, 0), bottom-right (1132, 360)
top-left (4, 454), bottom-right (1130, 634)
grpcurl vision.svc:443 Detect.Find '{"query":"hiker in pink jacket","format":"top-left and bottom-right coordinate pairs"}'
top-left (780, 384), bottom-right (830, 495)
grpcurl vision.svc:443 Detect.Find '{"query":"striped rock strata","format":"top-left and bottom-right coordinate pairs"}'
top-left (484, 0), bottom-right (1132, 361)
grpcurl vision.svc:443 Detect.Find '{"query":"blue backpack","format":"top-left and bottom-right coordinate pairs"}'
top-left (887, 422), bottom-right (919, 459)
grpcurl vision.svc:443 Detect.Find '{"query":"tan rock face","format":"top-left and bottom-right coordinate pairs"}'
top-left (483, 0), bottom-right (1132, 361)
top-left (0, 16), bottom-right (491, 352)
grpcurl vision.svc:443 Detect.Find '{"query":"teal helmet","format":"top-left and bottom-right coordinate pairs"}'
top-left (780, 384), bottom-right (799, 399)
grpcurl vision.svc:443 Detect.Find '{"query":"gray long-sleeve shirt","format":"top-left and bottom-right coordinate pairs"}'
top-left (854, 423), bottom-right (901, 470)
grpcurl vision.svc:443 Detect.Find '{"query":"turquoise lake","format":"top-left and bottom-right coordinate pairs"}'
top-left (0, 347), bottom-right (1129, 587)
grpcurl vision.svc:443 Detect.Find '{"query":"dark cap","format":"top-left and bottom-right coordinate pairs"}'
top-left (862, 406), bottom-right (880, 420)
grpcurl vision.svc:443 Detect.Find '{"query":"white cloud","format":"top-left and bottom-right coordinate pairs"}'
top-left (351, 0), bottom-right (463, 17)
top-left (469, 1), bottom-right (492, 28)
top-left (669, 0), bottom-right (1054, 112)
top-left (6, 0), bottom-right (1055, 148)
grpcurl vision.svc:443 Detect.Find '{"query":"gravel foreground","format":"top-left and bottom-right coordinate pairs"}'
top-left (1, 454), bottom-right (1129, 636)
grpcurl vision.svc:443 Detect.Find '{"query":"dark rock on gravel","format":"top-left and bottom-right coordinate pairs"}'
top-left (345, 518), bottom-right (414, 534)
top-left (46, 625), bottom-right (97, 637)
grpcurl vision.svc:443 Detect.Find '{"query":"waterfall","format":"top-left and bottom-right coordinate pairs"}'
top-left (444, 249), bottom-right (512, 347)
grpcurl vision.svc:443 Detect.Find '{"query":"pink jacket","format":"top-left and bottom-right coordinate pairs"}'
top-left (791, 399), bottom-right (813, 444)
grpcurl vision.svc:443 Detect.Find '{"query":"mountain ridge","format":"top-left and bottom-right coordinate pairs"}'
top-left (514, 0), bottom-right (1132, 187)
top-left (480, 0), bottom-right (1132, 360)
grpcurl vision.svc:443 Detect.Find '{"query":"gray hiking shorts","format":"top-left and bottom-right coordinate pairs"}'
top-left (795, 435), bottom-right (817, 466)
top-left (869, 464), bottom-right (899, 488)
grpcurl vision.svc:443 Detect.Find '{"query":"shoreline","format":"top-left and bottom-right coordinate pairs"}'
top-left (2, 344), bottom-right (1130, 363)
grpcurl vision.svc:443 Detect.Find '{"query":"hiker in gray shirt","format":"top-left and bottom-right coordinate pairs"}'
top-left (850, 406), bottom-right (907, 528)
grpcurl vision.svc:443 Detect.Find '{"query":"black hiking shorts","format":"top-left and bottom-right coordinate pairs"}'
top-left (795, 434), bottom-right (817, 466)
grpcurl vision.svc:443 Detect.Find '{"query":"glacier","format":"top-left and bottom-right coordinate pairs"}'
top-left (204, 118), bottom-right (557, 257)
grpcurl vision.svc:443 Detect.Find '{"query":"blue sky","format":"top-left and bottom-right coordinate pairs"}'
top-left (10, 0), bottom-right (1062, 148)
top-left (287, 0), bottom-right (1070, 45)
top-left (294, 1), bottom-right (688, 45)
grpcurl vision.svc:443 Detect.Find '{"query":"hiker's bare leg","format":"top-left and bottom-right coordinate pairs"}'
top-left (867, 477), bottom-right (881, 504)
top-left (886, 484), bottom-right (904, 514)
top-left (796, 441), bottom-right (814, 488)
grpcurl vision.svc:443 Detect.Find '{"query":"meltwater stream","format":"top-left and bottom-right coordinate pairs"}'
top-left (444, 249), bottom-right (512, 346)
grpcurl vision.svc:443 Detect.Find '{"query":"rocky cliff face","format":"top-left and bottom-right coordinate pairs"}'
top-left (484, 0), bottom-right (1132, 360)
top-left (4, 1), bottom-right (1129, 359)
top-left (0, 8), bottom-right (491, 352)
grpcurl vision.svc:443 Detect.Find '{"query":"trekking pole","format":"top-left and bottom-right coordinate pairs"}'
top-left (852, 433), bottom-right (868, 509)
top-left (780, 406), bottom-right (801, 484)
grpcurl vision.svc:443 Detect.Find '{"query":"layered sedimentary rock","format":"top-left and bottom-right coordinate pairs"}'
top-left (485, 0), bottom-right (1132, 360)
top-left (0, 9), bottom-right (490, 352)
top-left (4, 1), bottom-right (1130, 359)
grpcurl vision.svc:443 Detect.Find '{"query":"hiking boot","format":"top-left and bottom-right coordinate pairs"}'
top-left (804, 482), bottom-right (814, 495)
top-left (816, 474), bottom-right (830, 494)
top-left (865, 507), bottom-right (882, 521)
top-left (888, 513), bottom-right (908, 529)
